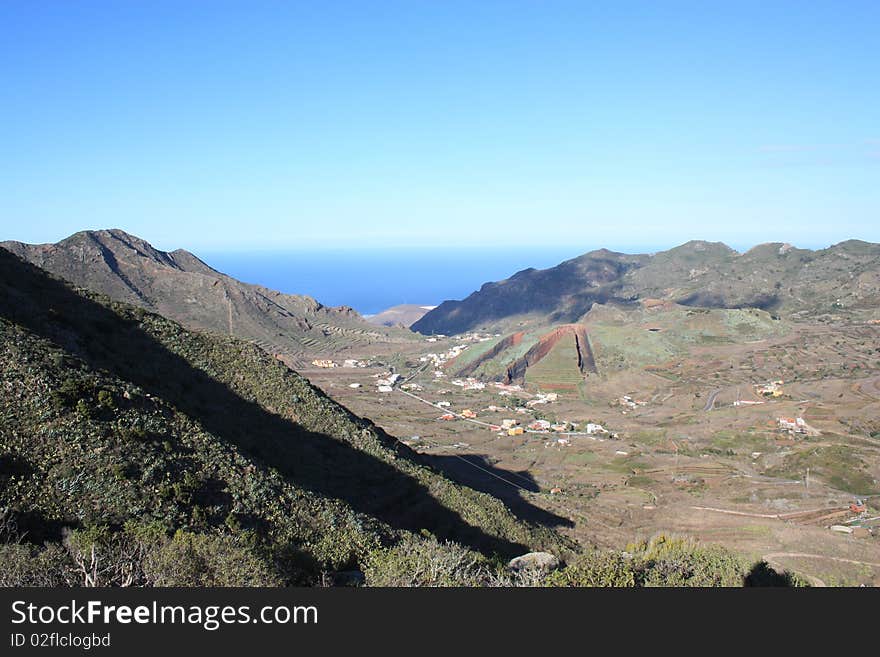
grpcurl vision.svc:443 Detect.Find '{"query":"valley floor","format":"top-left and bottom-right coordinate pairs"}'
top-left (302, 320), bottom-right (880, 586)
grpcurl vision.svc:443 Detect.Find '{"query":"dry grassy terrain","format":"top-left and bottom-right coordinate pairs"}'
top-left (304, 312), bottom-right (880, 586)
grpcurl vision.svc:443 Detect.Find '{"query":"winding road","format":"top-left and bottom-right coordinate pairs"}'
top-left (702, 389), bottom-right (721, 412)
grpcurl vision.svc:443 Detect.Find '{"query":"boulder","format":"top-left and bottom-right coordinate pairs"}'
top-left (508, 552), bottom-right (559, 572)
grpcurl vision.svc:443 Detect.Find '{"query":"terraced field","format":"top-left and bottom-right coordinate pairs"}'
top-left (524, 330), bottom-right (593, 390)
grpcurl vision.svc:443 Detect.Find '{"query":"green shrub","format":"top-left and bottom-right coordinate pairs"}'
top-left (143, 531), bottom-right (282, 586)
top-left (363, 535), bottom-right (492, 587)
top-left (628, 534), bottom-right (749, 587)
top-left (545, 551), bottom-right (637, 587)
top-left (75, 399), bottom-right (91, 419)
top-left (51, 377), bottom-right (82, 409)
top-left (97, 389), bottom-right (115, 409)
top-left (0, 544), bottom-right (70, 586)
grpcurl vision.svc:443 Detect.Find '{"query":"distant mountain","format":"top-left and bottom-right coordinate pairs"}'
top-left (365, 304), bottom-right (436, 328)
top-left (2, 230), bottom-right (413, 365)
top-left (412, 240), bottom-right (880, 334)
top-left (0, 247), bottom-right (567, 586)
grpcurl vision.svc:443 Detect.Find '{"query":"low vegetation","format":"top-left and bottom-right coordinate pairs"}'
top-left (0, 248), bottom-right (808, 586)
top-left (0, 248), bottom-right (567, 586)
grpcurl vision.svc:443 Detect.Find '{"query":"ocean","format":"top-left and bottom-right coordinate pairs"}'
top-left (196, 247), bottom-right (592, 316)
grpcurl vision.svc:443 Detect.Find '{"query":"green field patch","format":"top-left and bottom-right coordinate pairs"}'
top-left (629, 429), bottom-right (668, 445)
top-left (524, 333), bottom-right (585, 387)
top-left (766, 445), bottom-right (878, 495)
top-left (606, 457), bottom-right (650, 473)
top-left (563, 451), bottom-right (599, 465)
top-left (709, 430), bottom-right (771, 454)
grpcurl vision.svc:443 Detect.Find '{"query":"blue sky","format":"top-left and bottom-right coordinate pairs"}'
top-left (1, 1), bottom-right (878, 252)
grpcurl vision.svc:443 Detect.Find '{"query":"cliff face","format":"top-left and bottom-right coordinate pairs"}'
top-left (2, 230), bottom-right (414, 365)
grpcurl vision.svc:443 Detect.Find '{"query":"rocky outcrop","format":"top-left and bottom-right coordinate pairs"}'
top-left (508, 552), bottom-right (560, 572)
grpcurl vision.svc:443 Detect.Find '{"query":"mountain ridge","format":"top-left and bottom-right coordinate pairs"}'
top-left (413, 239), bottom-right (880, 334)
top-left (2, 229), bottom-right (414, 365)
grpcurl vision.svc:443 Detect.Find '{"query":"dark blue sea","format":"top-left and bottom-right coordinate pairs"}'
top-left (196, 247), bottom-right (592, 315)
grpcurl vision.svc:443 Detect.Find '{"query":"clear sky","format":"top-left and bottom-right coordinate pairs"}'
top-left (1, 1), bottom-right (878, 252)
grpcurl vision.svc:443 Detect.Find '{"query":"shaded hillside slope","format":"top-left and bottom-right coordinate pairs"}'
top-left (2, 230), bottom-right (414, 366)
top-left (413, 249), bottom-right (646, 334)
top-left (0, 247), bottom-right (568, 586)
top-left (413, 240), bottom-right (880, 334)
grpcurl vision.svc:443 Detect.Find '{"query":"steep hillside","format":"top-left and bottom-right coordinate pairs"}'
top-left (0, 247), bottom-right (567, 586)
top-left (2, 230), bottom-right (414, 366)
top-left (413, 249), bottom-right (647, 334)
top-left (413, 240), bottom-right (880, 334)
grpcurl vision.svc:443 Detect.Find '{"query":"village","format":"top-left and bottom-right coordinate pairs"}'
top-left (299, 321), bottom-right (880, 586)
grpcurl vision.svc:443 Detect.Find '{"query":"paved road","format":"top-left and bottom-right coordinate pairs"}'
top-left (702, 389), bottom-right (721, 412)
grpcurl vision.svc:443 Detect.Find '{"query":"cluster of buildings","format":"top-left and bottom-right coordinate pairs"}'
top-left (464, 333), bottom-right (498, 342)
top-left (756, 380), bottom-right (784, 397)
top-left (524, 419), bottom-right (607, 434)
top-left (486, 419), bottom-right (528, 434)
top-left (374, 372), bottom-right (400, 393)
top-left (419, 344), bottom-right (469, 368)
top-left (450, 377), bottom-right (486, 390)
top-left (776, 416), bottom-right (819, 436)
top-left (479, 415), bottom-right (611, 437)
top-left (312, 358), bottom-right (369, 369)
top-left (526, 392), bottom-right (558, 407)
top-left (617, 395), bottom-right (648, 411)
top-left (425, 332), bottom-right (497, 344)
top-left (418, 342), bottom-right (481, 379)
